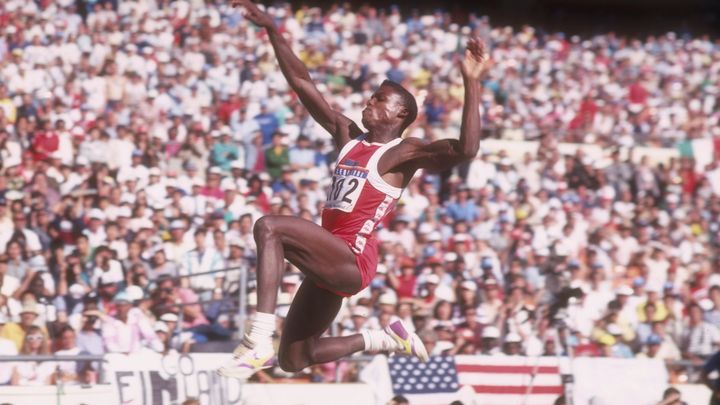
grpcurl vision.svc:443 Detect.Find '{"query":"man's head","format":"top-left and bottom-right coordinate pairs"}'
top-left (56, 324), bottom-right (77, 350)
top-left (361, 80), bottom-right (417, 134)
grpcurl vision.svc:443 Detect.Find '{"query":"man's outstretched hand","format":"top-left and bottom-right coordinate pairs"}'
top-left (231, 0), bottom-right (274, 29)
top-left (460, 38), bottom-right (489, 80)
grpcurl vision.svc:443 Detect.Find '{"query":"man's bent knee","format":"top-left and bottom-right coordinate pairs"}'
top-left (253, 216), bottom-right (281, 242)
top-left (278, 353), bottom-right (308, 373)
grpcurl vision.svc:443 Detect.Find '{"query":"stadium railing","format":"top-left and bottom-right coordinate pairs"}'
top-left (147, 264), bottom-right (251, 337)
top-left (0, 354), bottom-right (109, 384)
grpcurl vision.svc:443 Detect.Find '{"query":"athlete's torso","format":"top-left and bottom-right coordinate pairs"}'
top-left (321, 134), bottom-right (403, 255)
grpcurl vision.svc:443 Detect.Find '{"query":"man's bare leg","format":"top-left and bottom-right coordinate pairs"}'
top-left (218, 216), bottom-right (427, 379)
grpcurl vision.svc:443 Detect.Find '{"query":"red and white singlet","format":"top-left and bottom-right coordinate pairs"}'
top-left (321, 134), bottom-right (403, 292)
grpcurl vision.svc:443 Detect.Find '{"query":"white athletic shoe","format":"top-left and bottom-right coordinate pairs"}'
top-left (216, 340), bottom-right (275, 380)
top-left (384, 320), bottom-right (430, 362)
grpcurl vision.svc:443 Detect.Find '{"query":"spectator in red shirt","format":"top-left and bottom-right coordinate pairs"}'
top-left (30, 120), bottom-right (58, 162)
top-left (388, 258), bottom-right (417, 300)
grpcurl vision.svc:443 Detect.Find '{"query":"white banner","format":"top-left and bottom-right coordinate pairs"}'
top-left (106, 352), bottom-right (243, 405)
top-left (571, 357), bottom-right (668, 405)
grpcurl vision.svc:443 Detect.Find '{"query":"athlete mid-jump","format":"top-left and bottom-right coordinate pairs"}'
top-left (218, 0), bottom-right (488, 379)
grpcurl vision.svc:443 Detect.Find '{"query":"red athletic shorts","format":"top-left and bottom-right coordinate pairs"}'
top-left (315, 237), bottom-right (377, 297)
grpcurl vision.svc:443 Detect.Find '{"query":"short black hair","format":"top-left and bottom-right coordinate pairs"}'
top-left (381, 80), bottom-right (417, 131)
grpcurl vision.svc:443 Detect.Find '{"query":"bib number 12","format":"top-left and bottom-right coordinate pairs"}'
top-left (327, 176), bottom-right (364, 211)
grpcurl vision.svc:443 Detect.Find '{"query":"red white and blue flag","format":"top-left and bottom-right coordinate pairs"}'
top-left (362, 355), bottom-right (564, 405)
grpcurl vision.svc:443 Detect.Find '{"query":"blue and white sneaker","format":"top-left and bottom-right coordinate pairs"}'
top-left (216, 341), bottom-right (275, 380)
top-left (385, 320), bottom-right (429, 362)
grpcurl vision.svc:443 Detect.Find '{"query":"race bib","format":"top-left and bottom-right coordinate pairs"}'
top-left (325, 164), bottom-right (368, 212)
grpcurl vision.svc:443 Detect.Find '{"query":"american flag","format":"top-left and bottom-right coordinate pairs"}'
top-left (389, 356), bottom-right (460, 395)
top-left (387, 355), bottom-right (564, 405)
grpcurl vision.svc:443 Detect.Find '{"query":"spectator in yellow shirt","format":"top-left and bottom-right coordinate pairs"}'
top-left (0, 302), bottom-right (48, 351)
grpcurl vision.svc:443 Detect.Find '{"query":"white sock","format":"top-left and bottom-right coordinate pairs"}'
top-left (244, 312), bottom-right (276, 353)
top-left (362, 329), bottom-right (401, 352)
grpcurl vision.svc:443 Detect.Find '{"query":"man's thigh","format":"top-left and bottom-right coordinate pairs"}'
top-left (266, 215), bottom-right (362, 295)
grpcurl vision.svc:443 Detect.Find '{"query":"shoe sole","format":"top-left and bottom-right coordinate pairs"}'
top-left (216, 365), bottom-right (256, 380)
top-left (216, 354), bottom-right (274, 381)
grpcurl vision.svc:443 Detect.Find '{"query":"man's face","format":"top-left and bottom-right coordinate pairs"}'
top-left (59, 330), bottom-right (76, 349)
top-left (12, 213), bottom-right (26, 230)
top-left (361, 85), bottom-right (406, 129)
top-left (20, 312), bottom-right (37, 327)
top-left (117, 301), bottom-right (132, 317)
top-left (99, 283), bottom-right (117, 298)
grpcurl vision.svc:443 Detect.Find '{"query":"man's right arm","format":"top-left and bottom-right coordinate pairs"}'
top-left (236, 0), bottom-right (362, 149)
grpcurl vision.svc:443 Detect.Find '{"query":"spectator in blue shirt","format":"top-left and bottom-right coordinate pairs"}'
top-left (254, 103), bottom-right (279, 145)
top-left (272, 167), bottom-right (298, 194)
top-left (211, 129), bottom-right (240, 171)
top-left (288, 135), bottom-right (316, 171)
top-left (445, 185), bottom-right (478, 222)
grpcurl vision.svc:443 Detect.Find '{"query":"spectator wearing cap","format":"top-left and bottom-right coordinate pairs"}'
top-left (681, 303), bottom-right (720, 362)
top-left (418, 273), bottom-right (445, 309)
top-left (157, 313), bottom-right (195, 354)
top-left (605, 323), bottom-right (634, 358)
top-left (100, 291), bottom-right (163, 354)
top-left (264, 132), bottom-right (289, 180)
top-left (503, 332), bottom-right (524, 356)
top-left (211, 127), bottom-right (240, 171)
top-left (154, 321), bottom-right (174, 354)
top-left (480, 326), bottom-right (502, 355)
top-left (76, 302), bottom-right (105, 379)
top-left (379, 215), bottom-right (416, 255)
top-left (201, 167), bottom-right (225, 200)
top-left (478, 255), bottom-right (503, 288)
top-left (145, 167), bottom-right (169, 209)
top-left (162, 219), bottom-right (192, 265)
top-left (477, 278), bottom-right (503, 324)
top-left (180, 177), bottom-right (209, 218)
top-left (636, 334), bottom-right (665, 360)
top-left (614, 285), bottom-right (638, 328)
top-left (635, 302), bottom-right (659, 350)
top-left (116, 149), bottom-right (149, 186)
top-left (180, 227), bottom-right (224, 297)
top-left (343, 305), bottom-right (372, 336)
top-left (221, 182), bottom-right (247, 221)
top-left (0, 302), bottom-right (48, 351)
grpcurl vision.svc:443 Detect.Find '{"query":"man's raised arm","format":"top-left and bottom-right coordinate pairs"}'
top-left (382, 39), bottom-right (487, 175)
top-left (232, 0), bottom-right (362, 149)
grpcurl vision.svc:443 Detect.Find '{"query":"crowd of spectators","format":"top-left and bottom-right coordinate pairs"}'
top-left (0, 0), bottom-right (720, 386)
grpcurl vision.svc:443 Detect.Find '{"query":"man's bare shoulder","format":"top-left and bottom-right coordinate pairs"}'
top-left (333, 114), bottom-right (364, 140)
top-left (394, 137), bottom-right (428, 150)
